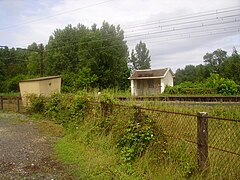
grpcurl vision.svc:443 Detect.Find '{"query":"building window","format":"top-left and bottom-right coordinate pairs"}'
top-left (148, 79), bottom-right (154, 88)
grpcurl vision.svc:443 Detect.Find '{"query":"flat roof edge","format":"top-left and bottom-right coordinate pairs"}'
top-left (19, 76), bottom-right (61, 83)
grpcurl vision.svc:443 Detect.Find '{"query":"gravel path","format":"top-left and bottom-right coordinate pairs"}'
top-left (0, 112), bottom-right (71, 179)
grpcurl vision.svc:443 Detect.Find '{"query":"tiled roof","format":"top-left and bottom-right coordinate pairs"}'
top-left (129, 68), bottom-right (174, 79)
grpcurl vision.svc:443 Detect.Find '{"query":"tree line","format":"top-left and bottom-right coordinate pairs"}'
top-left (170, 48), bottom-right (240, 95)
top-left (0, 20), bottom-right (238, 94)
top-left (175, 48), bottom-right (240, 85)
top-left (0, 21), bottom-right (151, 93)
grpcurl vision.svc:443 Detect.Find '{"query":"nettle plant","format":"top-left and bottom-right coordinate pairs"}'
top-left (115, 108), bottom-right (167, 165)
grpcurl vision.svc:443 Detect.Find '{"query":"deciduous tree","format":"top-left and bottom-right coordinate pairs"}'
top-left (129, 41), bottom-right (151, 70)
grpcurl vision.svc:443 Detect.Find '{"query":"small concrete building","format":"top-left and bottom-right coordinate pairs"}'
top-left (19, 76), bottom-right (61, 106)
top-left (129, 68), bottom-right (174, 96)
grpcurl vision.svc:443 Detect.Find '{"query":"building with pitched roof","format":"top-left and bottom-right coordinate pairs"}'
top-left (129, 68), bottom-right (174, 96)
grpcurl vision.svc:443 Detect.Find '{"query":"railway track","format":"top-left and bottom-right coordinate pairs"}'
top-left (118, 96), bottom-right (240, 102)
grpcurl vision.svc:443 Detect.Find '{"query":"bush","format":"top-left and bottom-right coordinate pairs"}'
top-left (165, 74), bottom-right (239, 95)
top-left (206, 74), bottom-right (240, 95)
top-left (164, 85), bottom-right (217, 95)
top-left (3, 74), bottom-right (29, 93)
top-left (27, 94), bottom-right (47, 113)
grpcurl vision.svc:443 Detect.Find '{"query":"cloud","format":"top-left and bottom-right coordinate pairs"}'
top-left (0, 0), bottom-right (239, 70)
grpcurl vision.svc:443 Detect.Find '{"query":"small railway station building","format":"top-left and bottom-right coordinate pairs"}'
top-left (129, 68), bottom-right (174, 96)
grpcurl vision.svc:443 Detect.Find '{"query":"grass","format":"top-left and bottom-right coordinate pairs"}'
top-left (54, 121), bottom-right (140, 179)
top-left (23, 93), bottom-right (240, 179)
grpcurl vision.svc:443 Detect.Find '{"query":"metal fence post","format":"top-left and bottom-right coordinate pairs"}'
top-left (0, 96), bottom-right (3, 110)
top-left (101, 102), bottom-right (113, 117)
top-left (197, 112), bottom-right (209, 172)
top-left (134, 104), bottom-right (141, 122)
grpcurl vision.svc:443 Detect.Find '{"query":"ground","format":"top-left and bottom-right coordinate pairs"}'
top-left (0, 112), bottom-right (72, 179)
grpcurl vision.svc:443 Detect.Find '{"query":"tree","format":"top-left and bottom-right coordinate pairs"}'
top-left (203, 49), bottom-right (227, 73)
top-left (220, 48), bottom-right (240, 84)
top-left (44, 21), bottom-right (130, 89)
top-left (78, 21), bottom-right (129, 89)
top-left (129, 41), bottom-right (151, 70)
top-left (27, 42), bottom-right (40, 76)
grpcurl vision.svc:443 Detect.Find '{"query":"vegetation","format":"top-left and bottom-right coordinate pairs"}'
top-left (174, 48), bottom-right (240, 87)
top-left (165, 73), bottom-right (240, 95)
top-left (0, 21), bottom-right (131, 93)
top-left (0, 18), bottom-right (239, 95)
top-left (129, 41), bottom-right (151, 70)
top-left (25, 92), bottom-right (240, 179)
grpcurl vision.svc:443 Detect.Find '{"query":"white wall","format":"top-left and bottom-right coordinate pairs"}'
top-left (161, 70), bottom-right (174, 93)
top-left (131, 80), bottom-right (135, 96)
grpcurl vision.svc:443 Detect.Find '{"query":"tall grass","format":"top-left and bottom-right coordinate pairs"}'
top-left (27, 92), bottom-right (240, 179)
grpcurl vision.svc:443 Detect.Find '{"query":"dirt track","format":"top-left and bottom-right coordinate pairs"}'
top-left (0, 112), bottom-right (71, 179)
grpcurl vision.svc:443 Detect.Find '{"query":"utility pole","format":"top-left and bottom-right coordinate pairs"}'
top-left (39, 43), bottom-right (44, 77)
top-left (1, 44), bottom-right (44, 77)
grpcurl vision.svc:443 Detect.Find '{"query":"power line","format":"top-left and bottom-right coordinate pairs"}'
top-left (3, 6), bottom-right (238, 51)
top-left (125, 19), bottom-right (240, 39)
top-left (0, 0), bottom-right (115, 30)
top-left (126, 26), bottom-right (240, 44)
top-left (127, 29), bottom-right (240, 46)
top-left (1, 6), bottom-right (239, 54)
top-left (1, 29), bottom-right (238, 67)
top-left (123, 7), bottom-right (240, 30)
top-left (125, 13), bottom-right (240, 34)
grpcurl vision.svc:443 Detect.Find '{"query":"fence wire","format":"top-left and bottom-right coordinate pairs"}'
top-left (87, 101), bottom-right (240, 178)
top-left (1, 98), bottom-right (239, 178)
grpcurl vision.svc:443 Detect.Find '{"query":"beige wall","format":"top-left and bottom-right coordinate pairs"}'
top-left (19, 77), bottom-right (61, 106)
top-left (39, 78), bottom-right (61, 96)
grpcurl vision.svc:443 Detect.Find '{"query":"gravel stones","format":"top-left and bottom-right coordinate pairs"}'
top-left (0, 112), bottom-right (72, 179)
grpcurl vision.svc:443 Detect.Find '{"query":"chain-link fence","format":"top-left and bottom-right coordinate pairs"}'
top-left (87, 101), bottom-right (240, 178)
top-left (1, 97), bottom-right (239, 178)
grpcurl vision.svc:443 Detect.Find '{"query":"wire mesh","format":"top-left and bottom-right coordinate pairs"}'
top-left (86, 101), bottom-right (240, 178)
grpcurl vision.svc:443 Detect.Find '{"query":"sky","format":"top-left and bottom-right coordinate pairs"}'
top-left (0, 0), bottom-right (240, 72)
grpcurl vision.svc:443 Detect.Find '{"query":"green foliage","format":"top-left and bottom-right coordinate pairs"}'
top-left (206, 74), bottom-right (240, 95)
top-left (27, 94), bottom-right (47, 113)
top-left (28, 93), bottom-right (88, 127)
top-left (62, 67), bottom-right (98, 92)
top-left (113, 109), bottom-right (167, 167)
top-left (44, 93), bottom-right (87, 127)
top-left (27, 42), bottom-right (40, 76)
top-left (129, 41), bottom-right (151, 70)
top-left (169, 142), bottom-right (197, 178)
top-left (45, 22), bottom-right (130, 89)
top-left (220, 52), bottom-right (240, 84)
top-left (3, 74), bottom-right (29, 92)
top-left (166, 74), bottom-right (239, 95)
top-left (175, 48), bottom-right (240, 86)
top-left (164, 82), bottom-right (217, 95)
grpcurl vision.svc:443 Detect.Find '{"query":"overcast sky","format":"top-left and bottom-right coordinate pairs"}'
top-left (0, 0), bottom-right (240, 71)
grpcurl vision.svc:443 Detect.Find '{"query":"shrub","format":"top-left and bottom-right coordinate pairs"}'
top-left (206, 74), bottom-right (240, 95)
top-left (3, 74), bottom-right (29, 93)
top-left (27, 94), bottom-right (47, 113)
top-left (114, 108), bottom-right (167, 165)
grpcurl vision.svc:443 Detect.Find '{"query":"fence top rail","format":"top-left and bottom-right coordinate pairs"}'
top-left (117, 95), bottom-right (240, 99)
top-left (0, 96), bottom-right (22, 100)
top-left (88, 101), bottom-right (240, 122)
top-left (206, 115), bottom-right (240, 122)
top-left (89, 101), bottom-right (198, 117)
